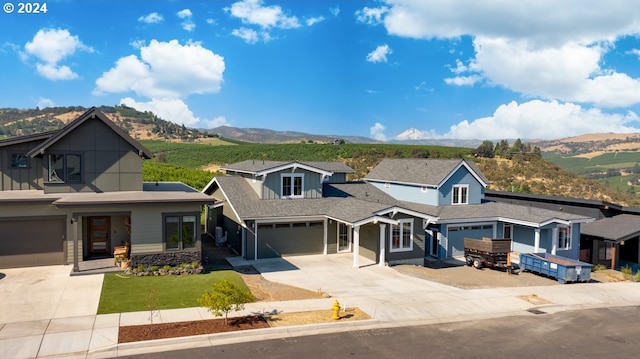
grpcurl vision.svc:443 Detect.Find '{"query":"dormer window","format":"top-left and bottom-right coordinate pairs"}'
top-left (452, 185), bottom-right (468, 205)
top-left (281, 173), bottom-right (303, 198)
top-left (48, 154), bottom-right (82, 183)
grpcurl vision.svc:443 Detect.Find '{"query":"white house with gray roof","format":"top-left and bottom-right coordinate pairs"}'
top-left (203, 158), bottom-right (593, 267)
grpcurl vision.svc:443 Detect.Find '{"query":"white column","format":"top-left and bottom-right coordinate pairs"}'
top-left (379, 224), bottom-right (386, 267)
top-left (551, 227), bottom-right (558, 255)
top-left (323, 218), bottom-right (328, 255)
top-left (353, 225), bottom-right (360, 268)
top-left (534, 228), bottom-right (540, 253)
top-left (72, 217), bottom-right (79, 272)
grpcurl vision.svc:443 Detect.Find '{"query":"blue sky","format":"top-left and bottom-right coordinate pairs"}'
top-left (2, 0), bottom-right (640, 141)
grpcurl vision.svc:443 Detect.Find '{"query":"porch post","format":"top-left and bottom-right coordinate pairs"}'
top-left (379, 223), bottom-right (386, 267)
top-left (71, 217), bottom-right (79, 272)
top-left (323, 218), bottom-right (328, 255)
top-left (551, 227), bottom-right (558, 255)
top-left (611, 243), bottom-right (618, 270)
top-left (353, 225), bottom-right (360, 268)
top-left (534, 229), bottom-right (540, 253)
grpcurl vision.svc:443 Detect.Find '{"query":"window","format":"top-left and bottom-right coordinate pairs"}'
top-left (452, 185), bottom-right (469, 205)
top-left (503, 224), bottom-right (513, 239)
top-left (558, 227), bottom-right (570, 250)
top-left (48, 154), bottom-right (81, 182)
top-left (281, 173), bottom-right (303, 198)
top-left (164, 214), bottom-right (197, 250)
top-left (10, 153), bottom-right (28, 168)
top-left (390, 219), bottom-right (413, 252)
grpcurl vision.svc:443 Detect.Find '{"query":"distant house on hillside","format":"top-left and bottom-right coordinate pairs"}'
top-left (203, 158), bottom-right (593, 267)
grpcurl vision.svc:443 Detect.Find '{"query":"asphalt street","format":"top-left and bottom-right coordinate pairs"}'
top-left (120, 306), bottom-right (640, 359)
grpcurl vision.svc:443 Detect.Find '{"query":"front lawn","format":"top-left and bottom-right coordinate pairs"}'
top-left (97, 270), bottom-right (250, 314)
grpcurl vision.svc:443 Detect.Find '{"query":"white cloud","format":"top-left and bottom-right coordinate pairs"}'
top-left (366, 0), bottom-right (640, 108)
top-left (306, 16), bottom-right (325, 26)
top-left (36, 63), bottom-right (78, 80)
top-left (204, 116), bottom-right (230, 128)
top-left (138, 12), bottom-right (163, 24)
top-left (37, 97), bottom-right (54, 109)
top-left (121, 98), bottom-right (229, 128)
top-left (438, 100), bottom-right (640, 140)
top-left (227, 0), bottom-right (300, 29)
top-left (24, 28), bottom-right (93, 80)
top-left (231, 27), bottom-right (261, 44)
top-left (330, 6), bottom-right (340, 17)
top-left (94, 39), bottom-right (225, 98)
top-left (177, 9), bottom-right (192, 18)
top-left (444, 75), bottom-right (482, 86)
top-left (355, 6), bottom-right (388, 25)
top-left (177, 9), bottom-right (195, 31)
top-left (366, 44), bottom-right (392, 63)
top-left (206, 18), bottom-right (216, 25)
top-left (130, 39), bottom-right (146, 49)
top-left (370, 122), bottom-right (388, 141)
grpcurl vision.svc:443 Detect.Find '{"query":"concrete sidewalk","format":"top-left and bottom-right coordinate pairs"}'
top-left (2, 256), bottom-right (640, 358)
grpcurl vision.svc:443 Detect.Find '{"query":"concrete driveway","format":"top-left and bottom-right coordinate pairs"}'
top-left (0, 265), bottom-right (103, 324)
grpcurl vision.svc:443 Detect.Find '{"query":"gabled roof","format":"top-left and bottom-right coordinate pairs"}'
top-left (364, 158), bottom-right (489, 188)
top-left (27, 107), bottom-right (153, 159)
top-left (0, 130), bottom-right (57, 148)
top-left (207, 176), bottom-right (392, 225)
top-left (581, 214), bottom-right (640, 242)
top-left (221, 160), bottom-right (354, 177)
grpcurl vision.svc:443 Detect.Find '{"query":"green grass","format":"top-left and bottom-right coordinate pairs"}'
top-left (97, 270), bottom-right (250, 314)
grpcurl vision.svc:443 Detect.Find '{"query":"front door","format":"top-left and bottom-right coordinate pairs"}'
top-left (89, 216), bottom-right (110, 255)
top-left (429, 229), bottom-right (439, 257)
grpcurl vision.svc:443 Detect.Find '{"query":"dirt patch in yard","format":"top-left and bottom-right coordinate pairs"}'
top-left (393, 263), bottom-right (630, 288)
top-left (236, 265), bottom-right (328, 301)
top-left (393, 264), bottom-right (561, 289)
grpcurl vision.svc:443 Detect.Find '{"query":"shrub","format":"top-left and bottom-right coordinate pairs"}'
top-left (621, 265), bottom-right (633, 280)
top-left (198, 279), bottom-right (255, 325)
top-left (593, 264), bottom-right (607, 272)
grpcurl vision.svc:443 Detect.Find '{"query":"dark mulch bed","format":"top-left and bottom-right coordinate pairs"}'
top-left (118, 315), bottom-right (270, 343)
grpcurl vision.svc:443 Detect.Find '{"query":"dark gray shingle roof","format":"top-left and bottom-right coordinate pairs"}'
top-left (581, 214), bottom-right (640, 241)
top-left (364, 158), bottom-right (488, 186)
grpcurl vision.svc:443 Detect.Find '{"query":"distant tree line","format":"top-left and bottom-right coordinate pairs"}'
top-left (473, 139), bottom-right (541, 159)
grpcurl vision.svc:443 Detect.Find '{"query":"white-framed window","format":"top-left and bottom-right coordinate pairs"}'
top-left (558, 227), bottom-right (571, 250)
top-left (390, 218), bottom-right (413, 252)
top-left (452, 185), bottom-right (469, 205)
top-left (281, 173), bottom-right (304, 198)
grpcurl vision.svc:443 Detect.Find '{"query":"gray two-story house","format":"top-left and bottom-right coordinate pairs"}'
top-left (204, 158), bottom-right (593, 267)
top-left (0, 107), bottom-right (213, 270)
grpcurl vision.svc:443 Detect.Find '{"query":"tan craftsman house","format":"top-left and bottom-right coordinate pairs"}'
top-left (0, 107), bottom-right (213, 271)
top-left (204, 159), bottom-right (593, 267)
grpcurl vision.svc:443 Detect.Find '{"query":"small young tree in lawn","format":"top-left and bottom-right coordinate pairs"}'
top-left (198, 279), bottom-right (255, 325)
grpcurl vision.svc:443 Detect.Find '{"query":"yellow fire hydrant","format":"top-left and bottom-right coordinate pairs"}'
top-left (331, 300), bottom-right (341, 320)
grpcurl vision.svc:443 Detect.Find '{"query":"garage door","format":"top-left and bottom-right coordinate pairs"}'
top-left (446, 224), bottom-right (494, 257)
top-left (257, 221), bottom-right (324, 259)
top-left (0, 217), bottom-right (66, 268)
